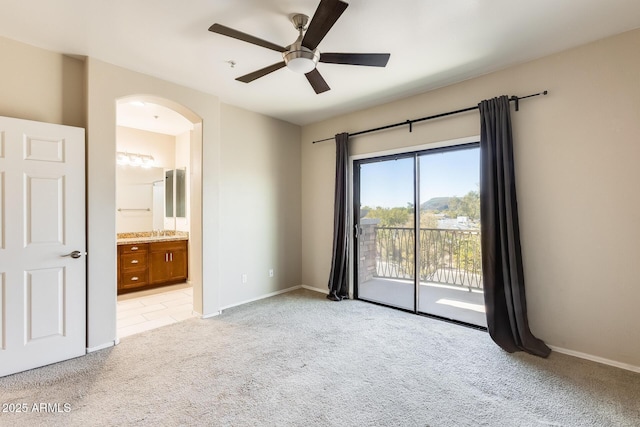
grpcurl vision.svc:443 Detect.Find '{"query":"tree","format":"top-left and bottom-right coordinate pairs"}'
top-left (364, 206), bottom-right (411, 227)
top-left (419, 211), bottom-right (438, 228)
top-left (446, 190), bottom-right (480, 221)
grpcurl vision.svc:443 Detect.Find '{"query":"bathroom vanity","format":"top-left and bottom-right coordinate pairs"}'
top-left (117, 232), bottom-right (188, 294)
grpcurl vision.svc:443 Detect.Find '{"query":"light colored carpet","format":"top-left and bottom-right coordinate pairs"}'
top-left (1, 289), bottom-right (639, 426)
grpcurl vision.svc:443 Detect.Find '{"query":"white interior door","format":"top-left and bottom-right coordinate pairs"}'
top-left (0, 116), bottom-right (86, 377)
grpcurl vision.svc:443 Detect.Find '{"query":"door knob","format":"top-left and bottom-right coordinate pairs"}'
top-left (61, 250), bottom-right (84, 259)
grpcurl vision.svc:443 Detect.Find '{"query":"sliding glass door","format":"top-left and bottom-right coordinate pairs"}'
top-left (417, 147), bottom-right (485, 327)
top-left (354, 155), bottom-right (415, 311)
top-left (354, 143), bottom-right (486, 327)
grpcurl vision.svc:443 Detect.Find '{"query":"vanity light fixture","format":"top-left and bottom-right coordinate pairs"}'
top-left (116, 151), bottom-right (155, 168)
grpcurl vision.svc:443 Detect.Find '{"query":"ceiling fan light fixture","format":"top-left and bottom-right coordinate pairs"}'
top-left (283, 47), bottom-right (319, 74)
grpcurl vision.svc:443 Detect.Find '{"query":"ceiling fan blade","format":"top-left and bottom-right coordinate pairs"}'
top-left (320, 52), bottom-right (390, 67)
top-left (302, 0), bottom-right (348, 50)
top-left (305, 69), bottom-right (331, 94)
top-left (209, 23), bottom-right (287, 53)
top-left (236, 62), bottom-right (286, 83)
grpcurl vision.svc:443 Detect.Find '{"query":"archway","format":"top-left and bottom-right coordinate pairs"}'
top-left (114, 95), bottom-right (204, 336)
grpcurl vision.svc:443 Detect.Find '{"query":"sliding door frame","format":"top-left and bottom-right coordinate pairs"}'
top-left (352, 138), bottom-right (480, 319)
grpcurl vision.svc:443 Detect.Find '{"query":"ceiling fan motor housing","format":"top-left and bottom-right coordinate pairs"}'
top-left (283, 43), bottom-right (320, 74)
top-left (283, 13), bottom-right (319, 74)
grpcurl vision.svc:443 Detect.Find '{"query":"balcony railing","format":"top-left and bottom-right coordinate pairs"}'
top-left (373, 227), bottom-right (483, 290)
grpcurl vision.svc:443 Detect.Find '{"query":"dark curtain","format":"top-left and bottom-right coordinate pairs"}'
top-left (479, 96), bottom-right (551, 357)
top-left (327, 132), bottom-right (350, 301)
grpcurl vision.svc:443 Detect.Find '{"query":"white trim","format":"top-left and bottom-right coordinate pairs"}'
top-left (300, 285), bottom-right (355, 299)
top-left (301, 285), bottom-right (329, 295)
top-left (86, 341), bottom-right (116, 353)
top-left (200, 311), bottom-right (221, 319)
top-left (349, 135), bottom-right (480, 161)
top-left (219, 285), bottom-right (303, 311)
top-left (549, 345), bottom-right (640, 373)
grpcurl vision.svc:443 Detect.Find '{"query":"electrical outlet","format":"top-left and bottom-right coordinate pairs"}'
top-left (241, 273), bottom-right (248, 284)
top-left (269, 269), bottom-right (274, 278)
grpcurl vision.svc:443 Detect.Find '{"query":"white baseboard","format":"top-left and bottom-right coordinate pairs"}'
top-left (300, 285), bottom-right (355, 299)
top-left (300, 284), bottom-right (329, 295)
top-left (200, 311), bottom-right (221, 319)
top-left (212, 285), bottom-right (329, 315)
top-left (549, 345), bottom-right (640, 373)
top-left (219, 285), bottom-right (303, 311)
top-left (86, 340), bottom-right (116, 353)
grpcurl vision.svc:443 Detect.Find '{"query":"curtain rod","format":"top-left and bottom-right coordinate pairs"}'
top-left (312, 90), bottom-right (548, 144)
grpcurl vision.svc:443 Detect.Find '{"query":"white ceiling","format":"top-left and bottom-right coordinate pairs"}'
top-left (1, 0), bottom-right (640, 127)
top-left (116, 101), bottom-right (194, 136)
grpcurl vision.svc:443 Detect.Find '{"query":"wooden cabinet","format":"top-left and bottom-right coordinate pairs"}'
top-left (117, 240), bottom-right (187, 294)
top-left (149, 240), bottom-right (188, 285)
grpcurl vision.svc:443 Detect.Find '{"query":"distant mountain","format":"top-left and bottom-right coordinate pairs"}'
top-left (420, 197), bottom-right (450, 211)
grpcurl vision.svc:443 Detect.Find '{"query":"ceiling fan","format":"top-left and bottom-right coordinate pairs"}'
top-left (208, 0), bottom-right (390, 94)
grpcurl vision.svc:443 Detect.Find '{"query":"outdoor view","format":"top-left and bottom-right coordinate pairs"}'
top-left (357, 147), bottom-right (485, 326)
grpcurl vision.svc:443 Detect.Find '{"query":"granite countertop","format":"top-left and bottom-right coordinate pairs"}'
top-left (117, 231), bottom-right (189, 245)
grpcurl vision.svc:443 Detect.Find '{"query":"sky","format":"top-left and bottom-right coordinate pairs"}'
top-left (359, 147), bottom-right (479, 208)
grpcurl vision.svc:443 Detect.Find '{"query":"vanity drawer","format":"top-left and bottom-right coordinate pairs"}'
top-left (120, 270), bottom-right (148, 289)
top-left (121, 252), bottom-right (148, 271)
top-left (120, 243), bottom-right (149, 254)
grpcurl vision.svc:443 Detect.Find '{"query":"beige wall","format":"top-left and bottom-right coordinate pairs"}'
top-left (219, 104), bottom-right (302, 308)
top-left (301, 29), bottom-right (640, 369)
top-left (117, 126), bottom-right (176, 169)
top-left (0, 36), bottom-right (85, 128)
top-left (86, 58), bottom-right (220, 348)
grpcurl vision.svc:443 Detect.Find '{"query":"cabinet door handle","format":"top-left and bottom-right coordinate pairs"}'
top-left (131, 276), bottom-right (139, 281)
top-left (130, 260), bottom-right (139, 264)
top-left (170, 252), bottom-right (173, 262)
top-left (131, 246), bottom-right (138, 251)
top-left (165, 253), bottom-right (168, 262)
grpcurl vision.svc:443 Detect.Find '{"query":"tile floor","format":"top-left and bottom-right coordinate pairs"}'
top-left (117, 283), bottom-right (197, 338)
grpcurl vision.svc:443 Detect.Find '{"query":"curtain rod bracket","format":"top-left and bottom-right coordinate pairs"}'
top-left (407, 120), bottom-right (413, 133)
top-left (510, 95), bottom-right (520, 112)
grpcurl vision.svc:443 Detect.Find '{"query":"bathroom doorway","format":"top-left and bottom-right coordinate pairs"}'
top-left (115, 97), bottom-right (201, 337)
